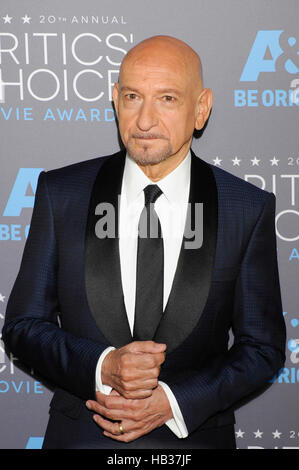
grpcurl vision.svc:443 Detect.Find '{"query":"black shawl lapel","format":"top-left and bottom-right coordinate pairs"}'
top-left (85, 150), bottom-right (132, 348)
top-left (85, 149), bottom-right (218, 352)
top-left (153, 150), bottom-right (218, 353)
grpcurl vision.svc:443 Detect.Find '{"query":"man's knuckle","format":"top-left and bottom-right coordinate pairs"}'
top-left (148, 356), bottom-right (156, 368)
top-left (122, 379), bottom-right (134, 391)
top-left (106, 409), bottom-right (115, 419)
top-left (123, 390), bottom-right (132, 399)
top-left (131, 400), bottom-right (140, 410)
top-left (120, 355), bottom-right (130, 368)
top-left (143, 390), bottom-right (152, 398)
top-left (103, 397), bottom-right (110, 408)
top-left (156, 353), bottom-right (165, 364)
top-left (121, 370), bottom-right (130, 382)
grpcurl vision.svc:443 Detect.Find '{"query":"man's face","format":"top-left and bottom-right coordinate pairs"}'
top-left (113, 48), bottom-right (202, 166)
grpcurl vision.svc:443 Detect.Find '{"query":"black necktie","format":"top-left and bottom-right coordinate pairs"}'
top-left (133, 184), bottom-right (164, 341)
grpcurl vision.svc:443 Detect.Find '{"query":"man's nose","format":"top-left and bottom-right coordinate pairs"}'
top-left (136, 100), bottom-right (158, 131)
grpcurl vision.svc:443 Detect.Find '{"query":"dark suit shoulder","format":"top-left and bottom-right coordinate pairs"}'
top-left (44, 151), bottom-right (122, 186)
top-left (37, 151), bottom-right (124, 215)
top-left (209, 161), bottom-right (272, 209)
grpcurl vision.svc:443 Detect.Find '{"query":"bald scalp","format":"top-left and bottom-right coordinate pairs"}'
top-left (119, 35), bottom-right (203, 93)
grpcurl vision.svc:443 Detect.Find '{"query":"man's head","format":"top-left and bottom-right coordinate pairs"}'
top-left (113, 35), bottom-right (212, 171)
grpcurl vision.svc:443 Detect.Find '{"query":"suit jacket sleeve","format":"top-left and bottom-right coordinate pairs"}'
top-left (165, 192), bottom-right (286, 433)
top-left (2, 171), bottom-right (108, 401)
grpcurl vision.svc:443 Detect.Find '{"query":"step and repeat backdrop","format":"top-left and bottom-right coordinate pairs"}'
top-left (0, 0), bottom-right (298, 449)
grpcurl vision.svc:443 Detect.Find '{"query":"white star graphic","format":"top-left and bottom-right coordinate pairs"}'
top-left (270, 156), bottom-right (280, 166)
top-left (2, 14), bottom-right (12, 24)
top-left (21, 14), bottom-right (31, 24)
top-left (251, 156), bottom-right (260, 166)
top-left (212, 156), bottom-right (222, 166)
top-left (235, 429), bottom-right (245, 438)
top-left (254, 429), bottom-right (263, 438)
top-left (0, 294), bottom-right (5, 302)
top-left (272, 430), bottom-right (282, 439)
top-left (232, 156), bottom-right (241, 166)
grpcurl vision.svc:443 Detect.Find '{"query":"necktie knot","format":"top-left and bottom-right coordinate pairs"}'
top-left (143, 184), bottom-right (163, 206)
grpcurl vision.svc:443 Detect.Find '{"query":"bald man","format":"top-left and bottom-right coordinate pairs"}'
top-left (2, 36), bottom-right (285, 449)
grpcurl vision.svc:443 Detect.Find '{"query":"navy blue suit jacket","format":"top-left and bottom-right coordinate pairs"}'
top-left (2, 150), bottom-right (286, 449)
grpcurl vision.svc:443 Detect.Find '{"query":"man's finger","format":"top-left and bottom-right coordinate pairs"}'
top-left (103, 431), bottom-right (137, 442)
top-left (120, 353), bottom-right (165, 372)
top-left (94, 415), bottom-right (149, 438)
top-left (136, 354), bottom-right (166, 369)
top-left (91, 403), bottom-right (124, 420)
top-left (128, 341), bottom-right (166, 354)
top-left (93, 414), bottom-right (122, 435)
top-left (93, 393), bottom-right (134, 410)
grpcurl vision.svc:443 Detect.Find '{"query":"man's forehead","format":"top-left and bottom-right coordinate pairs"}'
top-left (120, 61), bottom-right (187, 82)
top-left (123, 45), bottom-right (191, 73)
top-left (119, 64), bottom-right (188, 93)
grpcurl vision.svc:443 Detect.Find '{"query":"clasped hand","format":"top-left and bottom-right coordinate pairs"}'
top-left (86, 340), bottom-right (173, 442)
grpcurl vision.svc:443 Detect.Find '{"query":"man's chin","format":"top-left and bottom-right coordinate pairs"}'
top-left (127, 146), bottom-right (173, 166)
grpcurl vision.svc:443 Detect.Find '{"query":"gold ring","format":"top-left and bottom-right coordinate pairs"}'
top-left (119, 422), bottom-right (125, 434)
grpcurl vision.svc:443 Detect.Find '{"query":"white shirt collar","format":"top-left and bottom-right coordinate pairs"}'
top-left (122, 150), bottom-right (191, 204)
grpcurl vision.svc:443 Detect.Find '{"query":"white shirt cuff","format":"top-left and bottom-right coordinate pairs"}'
top-left (159, 381), bottom-right (189, 439)
top-left (95, 346), bottom-right (115, 394)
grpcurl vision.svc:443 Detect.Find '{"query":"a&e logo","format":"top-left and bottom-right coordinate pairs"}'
top-left (235, 30), bottom-right (299, 108)
top-left (0, 168), bottom-right (43, 242)
top-left (241, 30), bottom-right (299, 81)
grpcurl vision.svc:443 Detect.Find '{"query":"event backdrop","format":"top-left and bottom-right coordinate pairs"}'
top-left (0, 0), bottom-right (298, 449)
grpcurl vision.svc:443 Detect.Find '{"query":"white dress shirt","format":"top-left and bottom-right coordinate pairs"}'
top-left (95, 150), bottom-right (191, 439)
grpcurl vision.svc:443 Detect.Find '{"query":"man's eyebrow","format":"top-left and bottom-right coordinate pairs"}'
top-left (156, 88), bottom-right (183, 96)
top-left (119, 86), bottom-right (183, 96)
top-left (119, 86), bottom-right (140, 93)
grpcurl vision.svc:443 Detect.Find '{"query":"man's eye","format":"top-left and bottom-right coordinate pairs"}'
top-left (162, 95), bottom-right (175, 102)
top-left (126, 93), bottom-right (138, 100)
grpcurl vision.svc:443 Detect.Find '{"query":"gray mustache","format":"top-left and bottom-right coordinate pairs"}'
top-left (131, 133), bottom-right (168, 140)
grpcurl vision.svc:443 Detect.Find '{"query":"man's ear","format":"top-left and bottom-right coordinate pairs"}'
top-left (112, 82), bottom-right (120, 118)
top-left (194, 88), bottom-right (213, 130)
